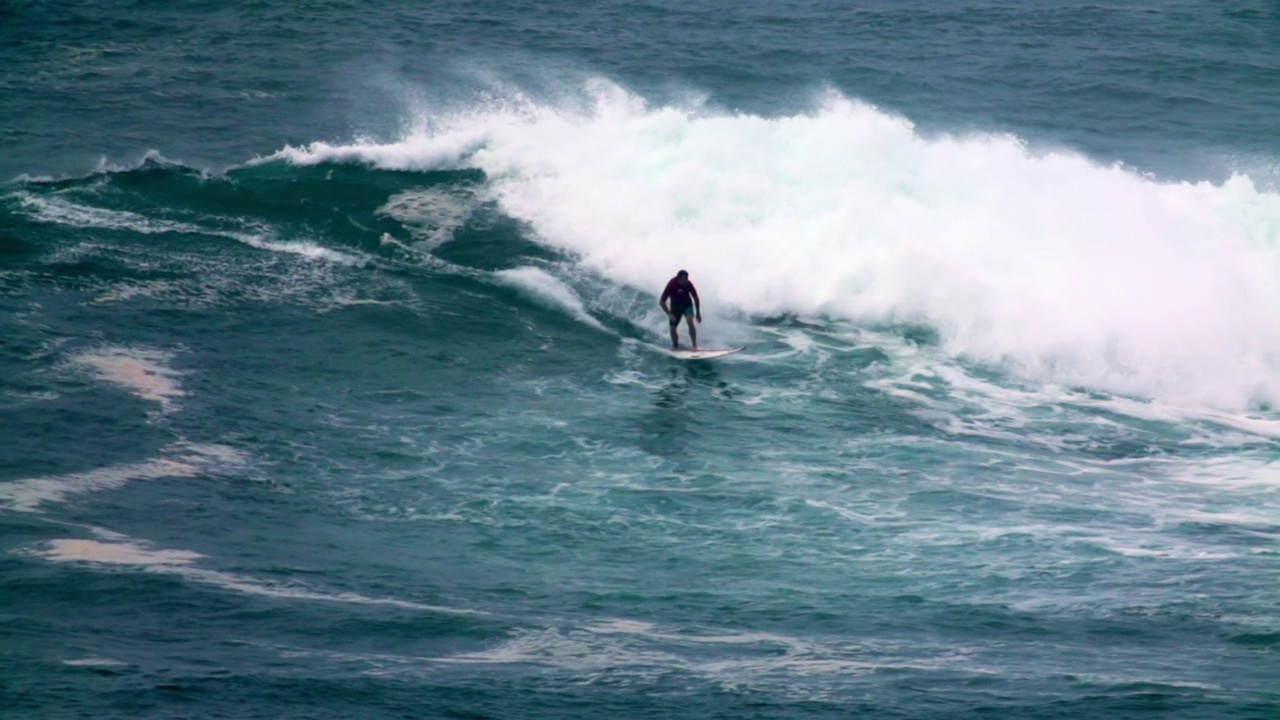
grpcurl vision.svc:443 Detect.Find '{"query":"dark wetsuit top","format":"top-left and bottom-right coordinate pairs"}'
top-left (661, 277), bottom-right (699, 313)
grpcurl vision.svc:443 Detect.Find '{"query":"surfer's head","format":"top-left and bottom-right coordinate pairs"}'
top-left (677, 270), bottom-right (688, 279)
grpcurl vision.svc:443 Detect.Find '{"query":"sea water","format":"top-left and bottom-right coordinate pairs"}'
top-left (2, 2), bottom-right (1278, 718)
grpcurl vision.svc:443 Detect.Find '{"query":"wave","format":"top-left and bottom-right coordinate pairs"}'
top-left (495, 266), bottom-right (608, 332)
top-left (269, 79), bottom-right (1280, 410)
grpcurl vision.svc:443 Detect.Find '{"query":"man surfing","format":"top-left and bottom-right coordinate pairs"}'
top-left (659, 269), bottom-right (701, 350)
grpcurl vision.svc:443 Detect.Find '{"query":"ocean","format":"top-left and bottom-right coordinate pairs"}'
top-left (2, 2), bottom-right (1278, 718)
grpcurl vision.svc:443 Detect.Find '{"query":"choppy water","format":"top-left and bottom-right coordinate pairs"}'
top-left (2, 2), bottom-right (1278, 718)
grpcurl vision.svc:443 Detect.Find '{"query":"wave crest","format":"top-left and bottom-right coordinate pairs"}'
top-left (274, 80), bottom-right (1280, 409)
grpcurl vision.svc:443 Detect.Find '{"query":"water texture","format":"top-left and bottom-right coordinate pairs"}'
top-left (1, 2), bottom-right (1278, 718)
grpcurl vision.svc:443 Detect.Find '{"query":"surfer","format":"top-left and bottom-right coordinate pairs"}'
top-left (660, 269), bottom-right (701, 350)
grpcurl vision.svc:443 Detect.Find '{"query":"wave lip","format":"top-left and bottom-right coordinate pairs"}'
top-left (496, 266), bottom-right (607, 331)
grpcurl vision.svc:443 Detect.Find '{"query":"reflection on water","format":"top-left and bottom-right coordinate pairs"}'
top-left (636, 362), bottom-right (733, 460)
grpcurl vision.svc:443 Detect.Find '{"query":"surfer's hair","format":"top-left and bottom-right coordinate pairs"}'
top-left (677, 269), bottom-right (688, 278)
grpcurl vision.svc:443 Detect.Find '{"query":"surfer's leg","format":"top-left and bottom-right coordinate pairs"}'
top-left (668, 312), bottom-right (680, 348)
top-left (686, 313), bottom-right (698, 350)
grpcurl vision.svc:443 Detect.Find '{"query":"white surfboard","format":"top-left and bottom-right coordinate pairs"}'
top-left (666, 347), bottom-right (743, 360)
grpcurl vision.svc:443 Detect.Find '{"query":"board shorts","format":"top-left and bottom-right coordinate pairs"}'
top-left (669, 304), bottom-right (694, 325)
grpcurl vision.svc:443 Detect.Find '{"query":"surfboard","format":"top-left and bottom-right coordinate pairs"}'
top-left (666, 347), bottom-right (743, 360)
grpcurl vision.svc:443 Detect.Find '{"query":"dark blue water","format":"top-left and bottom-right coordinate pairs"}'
top-left (3, 2), bottom-right (1278, 718)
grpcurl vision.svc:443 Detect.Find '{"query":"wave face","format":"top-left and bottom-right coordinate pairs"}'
top-left (3, 3), bottom-right (1280, 720)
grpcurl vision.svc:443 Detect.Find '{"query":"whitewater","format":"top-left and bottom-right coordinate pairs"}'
top-left (2, 2), bottom-right (1279, 719)
top-left (274, 82), bottom-right (1280, 412)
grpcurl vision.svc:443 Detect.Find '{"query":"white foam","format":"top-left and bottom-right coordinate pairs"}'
top-left (232, 231), bottom-right (364, 265)
top-left (0, 442), bottom-right (245, 512)
top-left (434, 617), bottom-right (969, 700)
top-left (71, 346), bottom-right (184, 413)
top-left (91, 281), bottom-right (183, 305)
top-left (1089, 395), bottom-right (1280, 441)
top-left (275, 80), bottom-right (1280, 411)
top-left (377, 187), bottom-right (477, 248)
top-left (26, 534), bottom-right (479, 615)
top-left (16, 192), bottom-right (203, 235)
top-left (39, 537), bottom-right (204, 566)
top-left (15, 192), bottom-right (362, 265)
top-left (62, 657), bottom-right (130, 668)
top-left (1, 458), bottom-right (197, 512)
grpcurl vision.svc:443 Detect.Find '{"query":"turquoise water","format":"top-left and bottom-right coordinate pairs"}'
top-left (2, 3), bottom-right (1279, 718)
